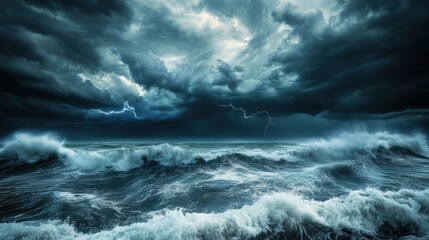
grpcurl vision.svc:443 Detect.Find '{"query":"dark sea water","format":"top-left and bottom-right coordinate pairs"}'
top-left (0, 131), bottom-right (429, 239)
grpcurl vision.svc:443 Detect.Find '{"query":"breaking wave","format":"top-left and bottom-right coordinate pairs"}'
top-left (1, 188), bottom-right (428, 239)
top-left (0, 133), bottom-right (64, 164)
top-left (0, 133), bottom-right (289, 171)
top-left (59, 143), bottom-right (198, 171)
top-left (0, 133), bottom-right (198, 171)
top-left (1, 131), bottom-right (428, 172)
top-left (1, 131), bottom-right (428, 239)
top-left (296, 130), bottom-right (429, 160)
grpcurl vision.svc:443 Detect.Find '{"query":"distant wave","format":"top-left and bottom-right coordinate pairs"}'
top-left (1, 188), bottom-right (428, 239)
top-left (0, 133), bottom-right (291, 171)
top-left (1, 131), bottom-right (428, 172)
top-left (0, 133), bottom-right (197, 171)
top-left (296, 130), bottom-right (429, 161)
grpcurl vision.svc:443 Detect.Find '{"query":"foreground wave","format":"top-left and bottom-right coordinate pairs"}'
top-left (1, 188), bottom-right (428, 239)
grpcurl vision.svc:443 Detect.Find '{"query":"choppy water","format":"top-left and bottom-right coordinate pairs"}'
top-left (0, 131), bottom-right (429, 239)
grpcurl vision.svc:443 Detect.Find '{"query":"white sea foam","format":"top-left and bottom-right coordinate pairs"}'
top-left (1, 188), bottom-right (428, 239)
top-left (54, 191), bottom-right (121, 212)
top-left (1, 131), bottom-right (427, 171)
top-left (0, 133), bottom-right (64, 163)
top-left (138, 143), bottom-right (195, 166)
top-left (0, 133), bottom-right (197, 171)
top-left (237, 148), bottom-right (293, 161)
top-left (0, 132), bottom-right (287, 171)
top-left (295, 130), bottom-right (429, 161)
top-left (60, 144), bottom-right (197, 171)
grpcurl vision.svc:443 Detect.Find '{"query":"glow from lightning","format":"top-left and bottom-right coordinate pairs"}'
top-left (217, 103), bottom-right (272, 136)
top-left (96, 101), bottom-right (143, 119)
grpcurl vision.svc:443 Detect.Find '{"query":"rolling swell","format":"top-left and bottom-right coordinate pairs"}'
top-left (294, 131), bottom-right (429, 162)
top-left (1, 131), bottom-right (428, 173)
top-left (0, 133), bottom-right (292, 172)
top-left (0, 133), bottom-right (199, 171)
top-left (1, 131), bottom-right (429, 239)
top-left (0, 188), bottom-right (428, 240)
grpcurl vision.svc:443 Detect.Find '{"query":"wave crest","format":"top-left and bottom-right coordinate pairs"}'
top-left (140, 143), bottom-right (195, 166)
top-left (0, 133), bottom-right (198, 171)
top-left (0, 133), bottom-right (64, 163)
top-left (1, 131), bottom-right (428, 171)
top-left (297, 130), bottom-right (429, 160)
top-left (1, 188), bottom-right (428, 239)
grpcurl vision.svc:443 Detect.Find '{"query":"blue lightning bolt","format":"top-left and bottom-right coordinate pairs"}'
top-left (217, 103), bottom-right (272, 136)
top-left (96, 101), bottom-right (143, 119)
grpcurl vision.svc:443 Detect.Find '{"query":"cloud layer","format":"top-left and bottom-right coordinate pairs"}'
top-left (1, 0), bottom-right (428, 139)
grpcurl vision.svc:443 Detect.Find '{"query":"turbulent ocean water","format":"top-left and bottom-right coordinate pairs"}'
top-left (0, 131), bottom-right (429, 239)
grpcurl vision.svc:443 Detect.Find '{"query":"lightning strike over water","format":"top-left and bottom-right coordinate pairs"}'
top-left (217, 103), bottom-right (273, 136)
top-left (96, 101), bottom-right (143, 119)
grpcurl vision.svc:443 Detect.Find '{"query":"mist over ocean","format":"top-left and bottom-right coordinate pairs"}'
top-left (1, 131), bottom-right (428, 239)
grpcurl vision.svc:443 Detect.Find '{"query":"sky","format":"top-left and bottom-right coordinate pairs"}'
top-left (1, 0), bottom-right (428, 140)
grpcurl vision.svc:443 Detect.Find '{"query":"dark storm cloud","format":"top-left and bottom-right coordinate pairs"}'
top-left (199, 0), bottom-right (269, 46)
top-left (272, 3), bottom-right (324, 41)
top-left (212, 60), bottom-right (244, 92)
top-left (0, 0), bottom-right (130, 110)
top-left (28, 0), bottom-right (130, 16)
top-left (121, 53), bottom-right (176, 92)
top-left (267, 0), bottom-right (429, 116)
top-left (1, 0), bottom-right (428, 139)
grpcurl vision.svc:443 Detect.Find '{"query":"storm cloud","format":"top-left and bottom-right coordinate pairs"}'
top-left (1, 0), bottom-right (428, 139)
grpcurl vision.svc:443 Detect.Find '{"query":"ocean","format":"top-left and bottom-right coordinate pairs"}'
top-left (0, 131), bottom-right (428, 239)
